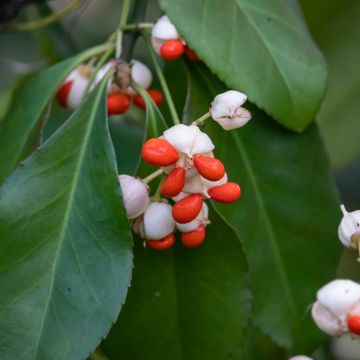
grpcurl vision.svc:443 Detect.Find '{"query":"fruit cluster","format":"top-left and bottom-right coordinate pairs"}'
top-left (56, 59), bottom-right (163, 114)
top-left (151, 15), bottom-right (199, 61)
top-left (118, 90), bottom-right (252, 250)
top-left (310, 205), bottom-right (360, 341)
top-left (312, 279), bottom-right (360, 337)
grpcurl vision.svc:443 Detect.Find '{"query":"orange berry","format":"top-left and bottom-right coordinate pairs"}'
top-left (160, 39), bottom-right (184, 60)
top-left (161, 167), bottom-right (185, 197)
top-left (134, 89), bottom-right (164, 109)
top-left (142, 138), bottom-right (179, 166)
top-left (107, 93), bottom-right (131, 115)
top-left (208, 182), bottom-right (241, 203)
top-left (348, 315), bottom-right (360, 335)
top-left (185, 47), bottom-right (199, 62)
top-left (181, 225), bottom-right (206, 248)
top-left (193, 155), bottom-right (225, 181)
top-left (172, 194), bottom-right (203, 224)
top-left (56, 80), bottom-right (73, 107)
top-left (147, 234), bottom-right (175, 250)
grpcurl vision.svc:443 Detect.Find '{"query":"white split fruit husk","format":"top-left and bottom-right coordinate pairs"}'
top-left (143, 201), bottom-right (175, 240)
top-left (128, 59), bottom-right (153, 95)
top-left (338, 204), bottom-right (360, 249)
top-left (63, 65), bottom-right (93, 110)
top-left (183, 172), bottom-right (228, 197)
top-left (288, 356), bottom-right (313, 360)
top-left (312, 279), bottom-right (360, 336)
top-left (163, 124), bottom-right (214, 160)
top-left (119, 175), bottom-right (150, 219)
top-left (210, 90), bottom-right (252, 130)
top-left (151, 15), bottom-right (180, 53)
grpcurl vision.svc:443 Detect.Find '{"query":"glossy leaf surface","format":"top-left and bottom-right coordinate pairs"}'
top-left (160, 0), bottom-right (326, 131)
top-left (185, 63), bottom-right (341, 352)
top-left (0, 80), bottom-right (133, 360)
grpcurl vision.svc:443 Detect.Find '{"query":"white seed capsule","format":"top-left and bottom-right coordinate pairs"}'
top-left (210, 90), bottom-right (252, 130)
top-left (128, 59), bottom-right (153, 95)
top-left (163, 124), bottom-right (214, 157)
top-left (119, 175), bottom-right (149, 219)
top-left (338, 205), bottom-right (360, 248)
top-left (144, 201), bottom-right (175, 240)
top-left (288, 356), bottom-right (313, 360)
top-left (152, 15), bottom-right (179, 40)
top-left (317, 279), bottom-right (360, 320)
top-left (183, 172), bottom-right (228, 197)
top-left (63, 66), bottom-right (93, 110)
top-left (311, 301), bottom-right (344, 336)
top-left (311, 279), bottom-right (360, 336)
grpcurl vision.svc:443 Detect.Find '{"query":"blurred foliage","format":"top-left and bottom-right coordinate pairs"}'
top-left (301, 0), bottom-right (360, 169)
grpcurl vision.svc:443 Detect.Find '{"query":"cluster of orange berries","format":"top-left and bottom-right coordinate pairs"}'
top-left (56, 60), bottom-right (163, 115)
top-left (55, 14), bottom-right (254, 251)
top-left (119, 118), bottom-right (250, 251)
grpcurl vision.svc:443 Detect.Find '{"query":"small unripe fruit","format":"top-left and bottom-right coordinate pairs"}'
top-left (56, 81), bottom-right (73, 107)
top-left (347, 315), bottom-right (360, 335)
top-left (172, 194), bottom-right (203, 224)
top-left (119, 175), bottom-right (149, 219)
top-left (107, 93), bottom-right (131, 115)
top-left (161, 167), bottom-right (185, 197)
top-left (208, 182), bottom-right (241, 203)
top-left (130, 60), bottom-right (152, 92)
top-left (160, 39), bottom-right (184, 60)
top-left (144, 202), bottom-right (175, 240)
top-left (147, 234), bottom-right (175, 250)
top-left (181, 225), bottom-right (205, 248)
top-left (134, 89), bottom-right (164, 109)
top-left (185, 47), bottom-right (199, 62)
top-left (193, 155), bottom-right (225, 181)
top-left (142, 138), bottom-right (179, 166)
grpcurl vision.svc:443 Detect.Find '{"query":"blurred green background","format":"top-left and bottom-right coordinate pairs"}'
top-left (1, 0), bottom-right (359, 358)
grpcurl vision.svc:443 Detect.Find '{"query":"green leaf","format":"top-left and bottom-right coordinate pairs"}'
top-left (102, 208), bottom-right (251, 359)
top-left (0, 79), bottom-right (133, 359)
top-left (0, 74), bottom-right (31, 122)
top-left (313, 1), bottom-right (360, 168)
top-left (0, 43), bottom-right (113, 184)
top-left (185, 64), bottom-right (342, 352)
top-left (159, 0), bottom-right (326, 132)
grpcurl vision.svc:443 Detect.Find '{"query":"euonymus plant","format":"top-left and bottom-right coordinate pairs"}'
top-left (1, 0), bottom-right (354, 359)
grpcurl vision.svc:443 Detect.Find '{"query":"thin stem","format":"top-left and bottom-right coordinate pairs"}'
top-left (192, 112), bottom-right (211, 126)
top-left (153, 176), bottom-right (165, 200)
top-left (143, 169), bottom-right (164, 184)
top-left (142, 30), bottom-right (180, 125)
top-left (121, 23), bottom-right (153, 31)
top-left (115, 0), bottom-right (131, 58)
top-left (6, 0), bottom-right (84, 31)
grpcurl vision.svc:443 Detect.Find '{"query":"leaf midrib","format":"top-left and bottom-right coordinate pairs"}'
top-left (230, 132), bottom-right (300, 344)
top-left (33, 87), bottom-right (104, 358)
